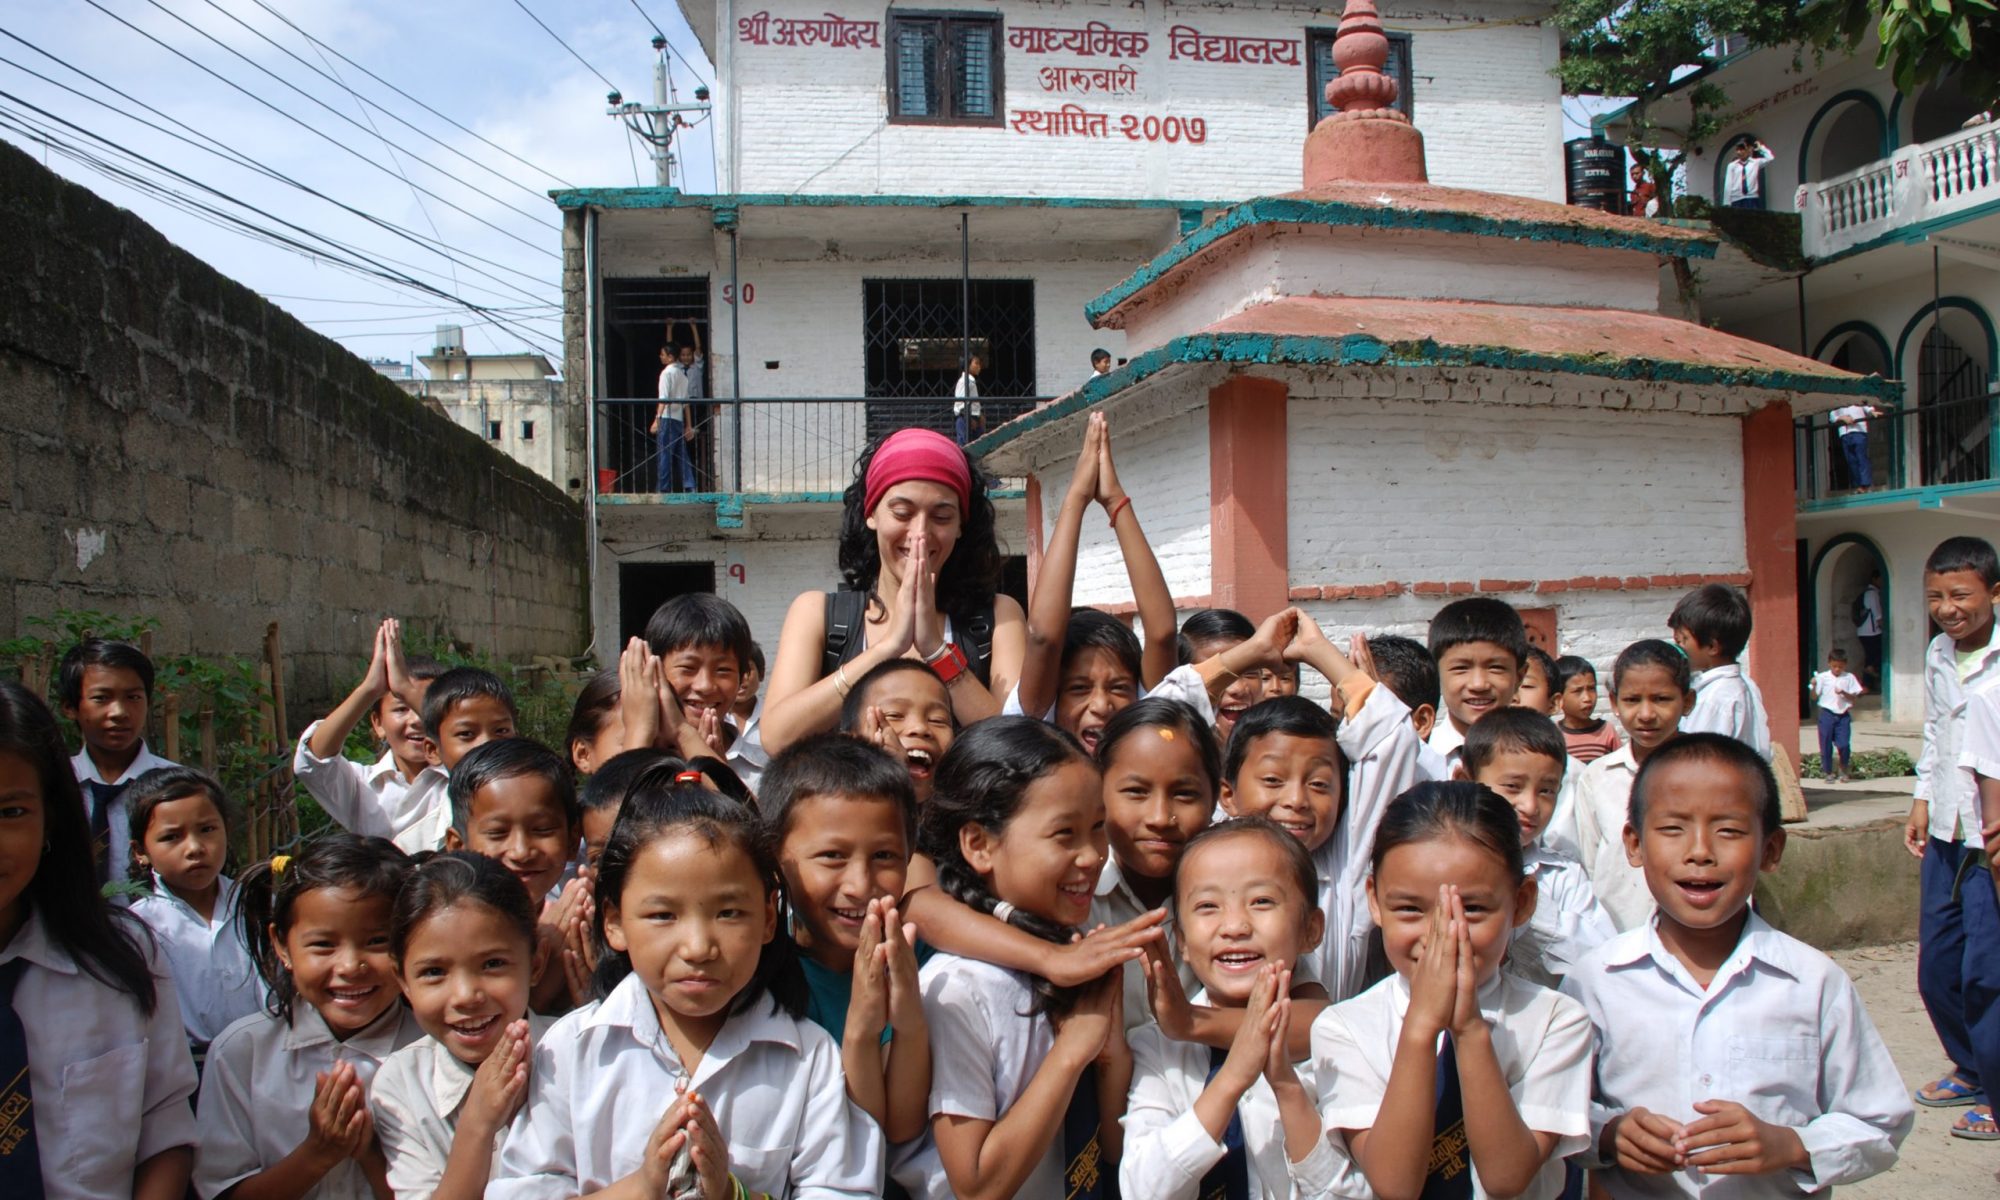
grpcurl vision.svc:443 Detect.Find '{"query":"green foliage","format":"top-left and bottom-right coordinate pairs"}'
top-left (1812, 0), bottom-right (2000, 102)
top-left (1800, 748), bottom-right (1917, 780)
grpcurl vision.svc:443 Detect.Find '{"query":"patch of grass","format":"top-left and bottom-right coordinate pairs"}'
top-left (1801, 748), bottom-right (1915, 781)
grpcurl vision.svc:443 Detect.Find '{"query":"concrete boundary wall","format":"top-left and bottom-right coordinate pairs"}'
top-left (0, 143), bottom-right (588, 706)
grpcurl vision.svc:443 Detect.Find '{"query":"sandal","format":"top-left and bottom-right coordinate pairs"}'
top-left (1951, 1107), bottom-right (1999, 1141)
top-left (1918, 1074), bottom-right (1987, 1107)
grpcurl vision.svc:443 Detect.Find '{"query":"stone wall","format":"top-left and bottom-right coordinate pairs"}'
top-left (0, 142), bottom-right (588, 707)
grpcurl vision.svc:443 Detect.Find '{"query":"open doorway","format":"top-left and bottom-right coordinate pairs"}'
top-left (1809, 535), bottom-right (1889, 718)
top-left (602, 279), bottom-right (713, 493)
top-left (617, 561), bottom-right (717, 645)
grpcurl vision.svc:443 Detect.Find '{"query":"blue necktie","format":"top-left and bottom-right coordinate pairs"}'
top-left (1062, 1062), bottom-right (1110, 1200)
top-left (84, 779), bottom-right (125, 883)
top-left (1421, 1033), bottom-right (1472, 1200)
top-left (0, 959), bottom-right (44, 1199)
top-left (1197, 1046), bottom-right (1250, 1200)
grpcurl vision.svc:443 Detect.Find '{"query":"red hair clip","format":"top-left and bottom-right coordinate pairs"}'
top-left (674, 770), bottom-right (704, 784)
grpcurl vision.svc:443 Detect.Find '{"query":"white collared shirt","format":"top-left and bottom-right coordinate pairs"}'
top-left (291, 722), bottom-right (451, 854)
top-left (1569, 747), bottom-right (1654, 932)
top-left (1561, 914), bottom-right (1912, 1196)
top-left (1682, 665), bottom-right (1772, 760)
top-left (1810, 671), bottom-right (1863, 716)
top-left (1723, 146), bottom-right (1773, 204)
top-left (1091, 856), bottom-right (1196, 1031)
top-left (491, 973), bottom-right (881, 1200)
top-left (194, 1001), bottom-right (426, 1200)
top-left (128, 873), bottom-right (265, 1044)
top-left (1427, 719), bottom-right (1466, 778)
top-left (1312, 972), bottom-right (1594, 1200)
top-left (893, 952), bottom-right (1062, 1200)
top-left (371, 1015), bottom-right (556, 1200)
top-left (1416, 739), bottom-right (1450, 784)
top-left (725, 698), bottom-right (768, 794)
top-left (71, 740), bottom-right (178, 879)
top-left (1122, 989), bottom-right (1341, 1200)
top-left (1917, 625), bottom-right (2000, 846)
top-left (1511, 848), bottom-right (1617, 987)
top-left (1, 906), bottom-right (199, 1200)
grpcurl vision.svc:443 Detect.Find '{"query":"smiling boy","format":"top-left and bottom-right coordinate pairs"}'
top-left (1425, 598), bottom-right (1529, 775)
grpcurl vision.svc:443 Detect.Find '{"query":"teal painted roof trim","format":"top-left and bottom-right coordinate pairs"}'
top-left (971, 330), bottom-right (1893, 457)
top-left (1809, 194), bottom-right (2000, 266)
top-left (551, 188), bottom-right (1232, 213)
top-left (1800, 478), bottom-right (2000, 515)
top-left (1083, 197), bottom-right (1717, 327)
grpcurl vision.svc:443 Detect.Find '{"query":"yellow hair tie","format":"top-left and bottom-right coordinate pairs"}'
top-left (271, 854), bottom-right (292, 877)
top-left (1157, 728), bottom-right (1176, 741)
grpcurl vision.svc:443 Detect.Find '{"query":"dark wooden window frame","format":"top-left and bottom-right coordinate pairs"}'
top-left (1306, 27), bottom-right (1413, 127)
top-left (886, 9), bottom-right (1006, 127)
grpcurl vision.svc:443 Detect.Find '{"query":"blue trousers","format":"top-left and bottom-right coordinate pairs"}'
top-left (656, 417), bottom-right (694, 492)
top-left (1817, 708), bottom-right (1852, 771)
top-left (1918, 837), bottom-right (2000, 1094)
top-left (1840, 431), bottom-right (1872, 488)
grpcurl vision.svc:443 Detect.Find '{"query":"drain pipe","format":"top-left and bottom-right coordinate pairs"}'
top-left (583, 206), bottom-right (603, 662)
top-left (730, 222), bottom-right (743, 489)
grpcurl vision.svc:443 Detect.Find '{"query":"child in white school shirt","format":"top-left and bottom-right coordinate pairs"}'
top-left (1668, 584), bottom-right (1773, 760)
top-left (0, 680), bottom-right (200, 1200)
top-left (60, 637), bottom-right (181, 881)
top-left (195, 835), bottom-right (426, 1200)
top-left (490, 782), bottom-right (880, 1200)
top-left (1563, 736), bottom-right (1911, 1197)
top-left (292, 619), bottom-right (451, 855)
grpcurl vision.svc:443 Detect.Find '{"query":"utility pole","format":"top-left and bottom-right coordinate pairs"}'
top-left (606, 37), bottom-right (710, 188)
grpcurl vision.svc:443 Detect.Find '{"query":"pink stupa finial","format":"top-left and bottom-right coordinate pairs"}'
top-left (1303, 0), bottom-right (1427, 186)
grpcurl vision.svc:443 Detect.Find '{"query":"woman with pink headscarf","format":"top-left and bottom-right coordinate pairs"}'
top-left (758, 428), bottom-right (1026, 754)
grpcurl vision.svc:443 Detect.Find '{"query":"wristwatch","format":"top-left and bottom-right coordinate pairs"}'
top-left (929, 642), bottom-right (973, 685)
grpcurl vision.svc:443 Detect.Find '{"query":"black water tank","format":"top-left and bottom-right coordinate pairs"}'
top-left (1565, 137), bottom-right (1627, 213)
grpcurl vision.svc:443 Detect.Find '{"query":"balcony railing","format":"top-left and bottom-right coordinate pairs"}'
top-left (1794, 390), bottom-right (1999, 504)
top-left (592, 396), bottom-right (1047, 497)
top-left (1798, 121), bottom-right (2000, 258)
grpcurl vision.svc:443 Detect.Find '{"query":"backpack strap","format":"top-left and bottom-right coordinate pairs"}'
top-left (956, 599), bottom-right (997, 688)
top-left (821, 589), bottom-right (870, 680)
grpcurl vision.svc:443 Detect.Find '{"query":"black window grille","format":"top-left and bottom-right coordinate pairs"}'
top-left (862, 277), bottom-right (1036, 439)
top-left (1308, 29), bottom-right (1412, 126)
top-left (889, 12), bottom-right (1003, 125)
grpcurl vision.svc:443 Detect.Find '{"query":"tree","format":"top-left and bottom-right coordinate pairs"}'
top-left (1811, 0), bottom-right (2000, 108)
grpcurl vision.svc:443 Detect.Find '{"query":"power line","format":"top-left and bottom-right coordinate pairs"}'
top-left (80, 0), bottom-right (559, 261)
top-left (510, 0), bottom-right (620, 93)
top-left (243, 0), bottom-right (572, 189)
top-left (626, 0), bottom-right (713, 91)
top-left (260, 294), bottom-right (559, 311)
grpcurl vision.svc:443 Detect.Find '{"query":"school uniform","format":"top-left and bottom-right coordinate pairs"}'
top-left (1914, 626), bottom-right (2000, 1103)
top-left (1121, 989), bottom-right (1341, 1199)
top-left (1427, 720), bottom-right (1466, 778)
top-left (194, 1001), bottom-right (426, 1200)
top-left (128, 873), bottom-right (264, 1048)
top-left (894, 953), bottom-right (1066, 1200)
top-left (370, 1015), bottom-right (555, 1200)
top-left (0, 906), bottom-right (199, 1200)
top-left (1415, 739), bottom-right (1450, 784)
top-left (1302, 679), bottom-right (1424, 1002)
top-left (726, 697), bottom-right (768, 794)
top-left (1510, 847), bottom-right (1617, 987)
top-left (491, 973), bottom-right (880, 1200)
top-left (1562, 914), bottom-right (1913, 1197)
top-left (291, 722), bottom-right (451, 854)
top-left (1312, 972), bottom-right (1594, 1200)
top-left (1568, 747), bottom-right (1653, 932)
top-left (1541, 763), bottom-right (1588, 862)
top-left (72, 741), bottom-right (178, 882)
top-left (1681, 664), bottom-right (1772, 760)
top-left (1090, 856), bottom-right (1196, 1031)
top-left (1810, 669), bottom-right (1864, 772)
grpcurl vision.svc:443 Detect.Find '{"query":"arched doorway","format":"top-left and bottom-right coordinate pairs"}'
top-left (1911, 70), bottom-right (1985, 144)
top-left (1800, 92), bottom-right (1889, 183)
top-left (1814, 324), bottom-right (1896, 490)
top-left (1809, 535), bottom-right (1890, 717)
top-left (1896, 299), bottom-right (1998, 489)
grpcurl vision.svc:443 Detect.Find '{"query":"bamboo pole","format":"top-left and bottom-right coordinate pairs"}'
top-left (264, 622), bottom-right (288, 747)
top-left (162, 693), bottom-right (181, 763)
top-left (199, 706), bottom-right (216, 775)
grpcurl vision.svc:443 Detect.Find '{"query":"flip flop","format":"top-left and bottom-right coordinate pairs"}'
top-left (1917, 1074), bottom-right (1987, 1107)
top-left (1951, 1107), bottom-right (1998, 1141)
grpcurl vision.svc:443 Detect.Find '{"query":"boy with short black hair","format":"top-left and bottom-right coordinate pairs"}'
top-left (1459, 708), bottom-right (1614, 984)
top-left (1516, 645), bottom-right (1560, 715)
top-left (1907, 535), bottom-right (2000, 1132)
top-left (1565, 734), bottom-right (1912, 1194)
top-left (1811, 649), bottom-right (1865, 784)
top-left (1553, 655), bottom-right (1621, 764)
top-left (415, 666), bottom-right (518, 771)
top-left (1571, 639), bottom-right (1694, 931)
top-left (1363, 634), bottom-right (1444, 780)
top-left (1425, 597), bottom-right (1529, 774)
top-left (444, 737), bottom-right (581, 905)
top-left (1669, 583), bottom-right (1771, 759)
top-left (643, 591), bottom-right (763, 789)
top-left (60, 636), bottom-right (180, 881)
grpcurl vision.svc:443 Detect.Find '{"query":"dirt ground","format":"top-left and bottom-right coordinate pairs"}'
top-left (1834, 942), bottom-right (2000, 1195)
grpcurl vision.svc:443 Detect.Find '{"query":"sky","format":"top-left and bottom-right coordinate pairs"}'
top-left (1, 0), bottom-right (716, 370)
top-left (1, 1), bottom-right (1614, 376)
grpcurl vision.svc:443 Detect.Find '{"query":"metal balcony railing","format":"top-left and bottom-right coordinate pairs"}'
top-left (1794, 390), bottom-right (1999, 503)
top-left (592, 396), bottom-right (1048, 496)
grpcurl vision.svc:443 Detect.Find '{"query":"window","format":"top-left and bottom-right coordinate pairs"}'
top-left (486, 420), bottom-right (502, 440)
top-left (888, 11), bottom-right (1002, 125)
top-left (521, 420), bottom-right (536, 440)
top-left (1308, 29), bottom-right (1412, 126)
top-left (862, 277), bottom-right (1037, 440)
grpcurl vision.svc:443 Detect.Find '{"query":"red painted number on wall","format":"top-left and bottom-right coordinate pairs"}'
top-left (1117, 114), bottom-right (1207, 144)
top-left (722, 283), bottom-right (756, 305)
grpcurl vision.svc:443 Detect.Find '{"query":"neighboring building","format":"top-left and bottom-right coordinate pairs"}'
top-left (562, 0), bottom-right (1572, 650)
top-left (369, 356), bottom-right (415, 380)
top-left (400, 330), bottom-right (580, 492)
top-left (972, 7), bottom-right (1884, 763)
top-left (1597, 36), bottom-right (2000, 724)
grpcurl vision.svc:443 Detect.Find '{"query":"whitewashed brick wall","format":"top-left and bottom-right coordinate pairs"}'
top-left (718, 0), bottom-right (1563, 202)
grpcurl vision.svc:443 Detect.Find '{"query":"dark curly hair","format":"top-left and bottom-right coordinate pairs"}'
top-left (837, 432), bottom-right (1004, 619)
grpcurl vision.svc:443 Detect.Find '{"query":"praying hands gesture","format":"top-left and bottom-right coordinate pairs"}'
top-left (1404, 886), bottom-right (1484, 1044)
top-left (616, 637), bottom-right (724, 762)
